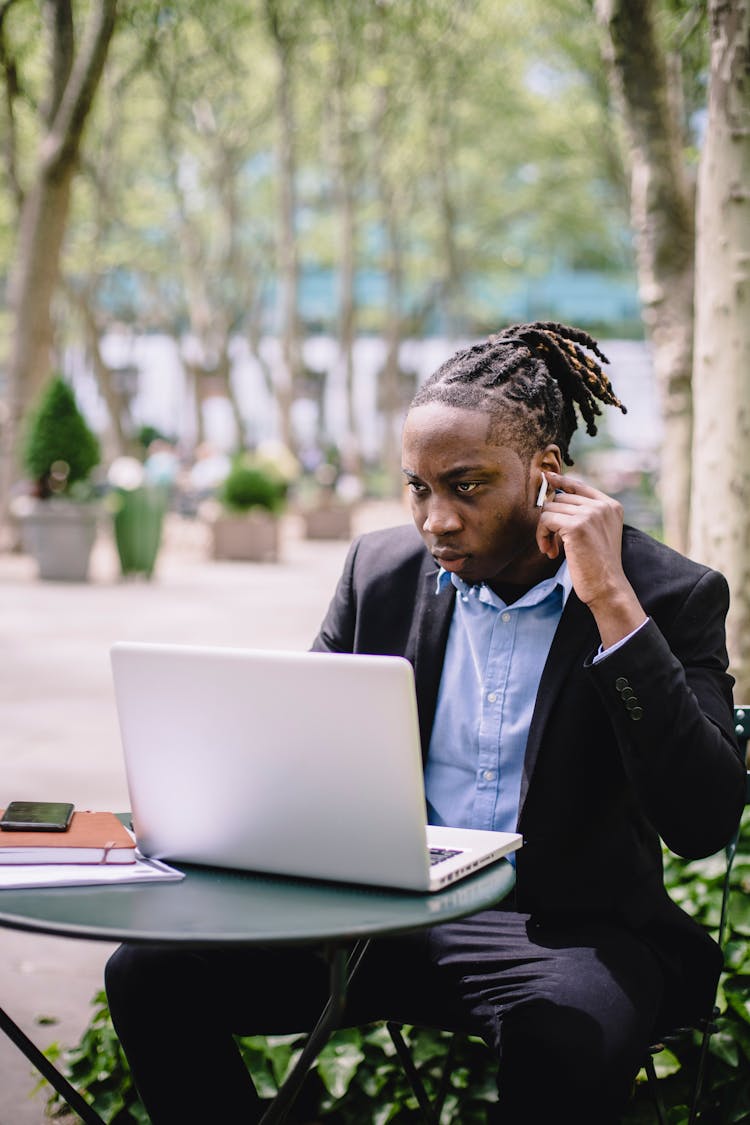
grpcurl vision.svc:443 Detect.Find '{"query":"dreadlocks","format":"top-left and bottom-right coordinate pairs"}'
top-left (410, 321), bottom-right (626, 465)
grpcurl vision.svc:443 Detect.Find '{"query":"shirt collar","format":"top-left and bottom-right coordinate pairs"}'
top-left (435, 559), bottom-right (572, 608)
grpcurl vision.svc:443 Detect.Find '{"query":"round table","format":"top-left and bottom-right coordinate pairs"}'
top-left (0, 858), bottom-right (515, 1124)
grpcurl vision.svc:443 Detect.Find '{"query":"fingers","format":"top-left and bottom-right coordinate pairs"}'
top-left (542, 470), bottom-right (602, 502)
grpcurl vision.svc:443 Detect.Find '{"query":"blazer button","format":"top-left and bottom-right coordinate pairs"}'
top-left (620, 687), bottom-right (634, 701)
top-left (625, 696), bottom-right (640, 710)
top-left (615, 677), bottom-right (629, 692)
top-left (629, 706), bottom-right (643, 721)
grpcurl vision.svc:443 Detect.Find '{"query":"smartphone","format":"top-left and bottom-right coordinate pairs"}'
top-left (0, 801), bottom-right (75, 832)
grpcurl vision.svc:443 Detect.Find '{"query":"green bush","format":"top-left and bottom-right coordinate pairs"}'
top-left (219, 452), bottom-right (288, 514)
top-left (621, 806), bottom-right (750, 1125)
top-left (41, 1005), bottom-right (495, 1124)
top-left (22, 376), bottom-right (101, 499)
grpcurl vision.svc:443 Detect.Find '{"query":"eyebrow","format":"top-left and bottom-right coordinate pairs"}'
top-left (402, 465), bottom-right (492, 481)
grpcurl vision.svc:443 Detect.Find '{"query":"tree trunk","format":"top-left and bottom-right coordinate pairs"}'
top-left (266, 0), bottom-right (300, 452)
top-left (434, 112), bottom-right (462, 338)
top-left (71, 288), bottom-right (134, 460)
top-left (596, 0), bottom-right (695, 552)
top-left (334, 111), bottom-right (358, 458)
top-left (0, 0), bottom-right (118, 545)
top-left (216, 348), bottom-right (246, 451)
top-left (374, 77), bottom-right (406, 495)
top-left (689, 0), bottom-right (750, 700)
top-left (380, 200), bottom-right (406, 495)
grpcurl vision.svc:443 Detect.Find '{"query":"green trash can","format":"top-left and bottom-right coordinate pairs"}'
top-left (112, 485), bottom-right (167, 578)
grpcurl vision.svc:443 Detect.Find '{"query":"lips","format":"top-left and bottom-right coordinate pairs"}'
top-left (432, 548), bottom-right (469, 570)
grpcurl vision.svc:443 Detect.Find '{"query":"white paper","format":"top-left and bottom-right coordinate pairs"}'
top-left (0, 852), bottom-right (184, 890)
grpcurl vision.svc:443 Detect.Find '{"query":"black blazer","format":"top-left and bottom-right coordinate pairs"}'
top-left (312, 523), bottom-right (746, 1027)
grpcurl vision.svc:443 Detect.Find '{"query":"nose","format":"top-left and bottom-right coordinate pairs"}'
top-left (422, 497), bottom-right (462, 537)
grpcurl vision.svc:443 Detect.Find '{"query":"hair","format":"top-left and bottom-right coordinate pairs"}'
top-left (409, 321), bottom-right (626, 465)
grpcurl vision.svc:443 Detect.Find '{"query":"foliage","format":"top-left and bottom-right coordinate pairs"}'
top-left (41, 992), bottom-right (148, 1124)
top-left (2, 0), bottom-right (639, 338)
top-left (42, 809), bottom-right (750, 1124)
top-left (43, 1001), bottom-right (496, 1124)
top-left (21, 377), bottom-right (101, 499)
top-left (136, 425), bottom-right (175, 451)
top-left (219, 452), bottom-right (289, 514)
top-left (623, 806), bottom-right (750, 1125)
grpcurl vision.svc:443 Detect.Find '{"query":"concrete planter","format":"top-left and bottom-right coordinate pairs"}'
top-left (210, 510), bottom-right (281, 562)
top-left (19, 499), bottom-right (99, 582)
top-left (302, 504), bottom-right (353, 541)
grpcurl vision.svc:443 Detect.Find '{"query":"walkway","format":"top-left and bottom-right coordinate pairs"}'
top-left (0, 500), bottom-right (407, 1125)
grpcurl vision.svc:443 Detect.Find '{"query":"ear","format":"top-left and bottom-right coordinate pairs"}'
top-left (529, 444), bottom-right (562, 482)
top-left (538, 444), bottom-right (562, 475)
top-left (529, 445), bottom-right (562, 507)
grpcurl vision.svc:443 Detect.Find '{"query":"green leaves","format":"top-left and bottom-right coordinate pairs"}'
top-left (625, 808), bottom-right (750, 1123)
top-left (219, 452), bottom-right (289, 513)
top-left (22, 376), bottom-right (101, 497)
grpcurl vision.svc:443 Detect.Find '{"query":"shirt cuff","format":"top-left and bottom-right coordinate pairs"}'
top-left (592, 617), bottom-right (651, 663)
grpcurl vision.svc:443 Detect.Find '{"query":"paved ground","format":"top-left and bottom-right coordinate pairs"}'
top-left (0, 500), bottom-right (408, 1125)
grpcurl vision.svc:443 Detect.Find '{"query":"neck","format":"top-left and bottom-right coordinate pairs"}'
top-left (487, 555), bottom-right (561, 602)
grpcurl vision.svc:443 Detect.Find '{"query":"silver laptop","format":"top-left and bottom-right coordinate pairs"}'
top-left (110, 643), bottom-right (521, 892)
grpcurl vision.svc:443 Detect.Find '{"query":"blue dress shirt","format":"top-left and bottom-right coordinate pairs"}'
top-left (424, 563), bottom-right (573, 838)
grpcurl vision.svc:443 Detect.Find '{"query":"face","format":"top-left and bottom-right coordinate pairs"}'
top-left (401, 402), bottom-right (560, 591)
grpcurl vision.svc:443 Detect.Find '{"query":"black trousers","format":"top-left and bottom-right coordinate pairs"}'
top-left (105, 907), bottom-right (665, 1125)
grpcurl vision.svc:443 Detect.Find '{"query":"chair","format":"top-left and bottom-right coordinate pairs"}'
top-left (645, 705), bottom-right (750, 1125)
top-left (386, 705), bottom-right (750, 1125)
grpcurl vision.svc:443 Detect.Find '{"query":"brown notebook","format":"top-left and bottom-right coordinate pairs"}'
top-left (0, 810), bottom-right (136, 865)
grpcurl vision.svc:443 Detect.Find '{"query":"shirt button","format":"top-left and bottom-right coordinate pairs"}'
top-left (502, 613), bottom-right (511, 623)
top-left (483, 770), bottom-right (496, 782)
top-left (487, 692), bottom-right (497, 703)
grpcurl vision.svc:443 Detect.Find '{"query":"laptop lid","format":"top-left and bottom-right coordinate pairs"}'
top-left (110, 643), bottom-right (520, 891)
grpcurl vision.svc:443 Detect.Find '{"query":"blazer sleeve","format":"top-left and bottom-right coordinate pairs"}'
top-left (587, 566), bottom-right (745, 858)
top-left (310, 537), bottom-right (359, 654)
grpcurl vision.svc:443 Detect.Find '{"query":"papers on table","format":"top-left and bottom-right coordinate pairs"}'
top-left (0, 852), bottom-right (184, 890)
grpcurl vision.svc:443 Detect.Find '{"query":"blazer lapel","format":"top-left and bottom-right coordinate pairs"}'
top-left (408, 564), bottom-right (455, 762)
top-left (518, 592), bottom-right (598, 816)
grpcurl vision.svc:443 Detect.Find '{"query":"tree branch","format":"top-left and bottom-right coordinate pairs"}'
top-left (44, 0), bottom-right (74, 127)
top-left (42, 0), bottom-right (118, 177)
top-left (0, 0), bottom-right (23, 212)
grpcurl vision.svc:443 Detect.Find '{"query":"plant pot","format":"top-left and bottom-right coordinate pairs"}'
top-left (302, 504), bottom-right (353, 541)
top-left (210, 510), bottom-right (281, 562)
top-left (19, 499), bottom-right (99, 582)
top-left (113, 486), bottom-right (167, 578)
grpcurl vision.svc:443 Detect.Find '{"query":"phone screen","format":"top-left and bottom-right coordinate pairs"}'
top-left (0, 801), bottom-right (75, 832)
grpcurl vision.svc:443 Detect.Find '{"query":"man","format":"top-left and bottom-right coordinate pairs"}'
top-left (106, 322), bottom-right (745, 1123)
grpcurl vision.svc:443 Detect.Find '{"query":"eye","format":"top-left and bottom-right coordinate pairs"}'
top-left (455, 481), bottom-right (479, 494)
top-left (407, 480), bottom-right (427, 495)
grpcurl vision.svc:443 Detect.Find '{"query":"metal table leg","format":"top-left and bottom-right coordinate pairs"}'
top-left (0, 1004), bottom-right (106, 1125)
top-left (258, 939), bottom-right (370, 1125)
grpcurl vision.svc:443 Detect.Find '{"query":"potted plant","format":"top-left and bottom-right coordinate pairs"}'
top-left (209, 450), bottom-right (289, 562)
top-left (16, 375), bottom-right (102, 581)
top-left (298, 454), bottom-right (359, 541)
top-left (107, 457), bottom-right (168, 580)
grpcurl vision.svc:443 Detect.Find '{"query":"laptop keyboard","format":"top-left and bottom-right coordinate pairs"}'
top-left (429, 847), bottom-right (463, 866)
